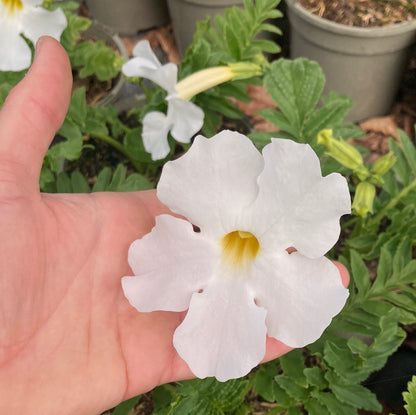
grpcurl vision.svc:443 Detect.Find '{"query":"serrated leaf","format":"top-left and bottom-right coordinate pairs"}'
top-left (275, 375), bottom-right (309, 401)
top-left (67, 87), bottom-right (87, 126)
top-left (304, 398), bottom-right (331, 415)
top-left (399, 129), bottom-right (416, 177)
top-left (404, 376), bottom-right (416, 415)
top-left (304, 92), bottom-right (353, 141)
top-left (253, 361), bottom-right (279, 402)
top-left (263, 58), bottom-right (326, 141)
top-left (371, 246), bottom-right (392, 293)
top-left (304, 367), bottom-right (328, 389)
top-left (389, 137), bottom-right (411, 186)
top-left (326, 372), bottom-right (382, 412)
top-left (279, 349), bottom-right (308, 388)
top-left (350, 250), bottom-right (371, 297)
top-left (312, 391), bottom-right (357, 415)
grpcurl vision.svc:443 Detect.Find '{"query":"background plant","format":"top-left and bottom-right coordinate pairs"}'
top-left (1, 0), bottom-right (415, 413)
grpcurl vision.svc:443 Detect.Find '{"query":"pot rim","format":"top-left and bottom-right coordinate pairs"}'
top-left (286, 0), bottom-right (416, 38)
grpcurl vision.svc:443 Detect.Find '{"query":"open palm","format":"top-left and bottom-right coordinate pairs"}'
top-left (0, 38), bottom-right (347, 415)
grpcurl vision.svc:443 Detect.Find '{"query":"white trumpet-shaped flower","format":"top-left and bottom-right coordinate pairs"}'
top-left (122, 40), bottom-right (204, 161)
top-left (0, 0), bottom-right (67, 71)
top-left (122, 130), bottom-right (351, 381)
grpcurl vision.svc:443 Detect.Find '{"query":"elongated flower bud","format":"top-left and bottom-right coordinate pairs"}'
top-left (352, 181), bottom-right (376, 218)
top-left (317, 129), bottom-right (369, 181)
top-left (175, 63), bottom-right (262, 100)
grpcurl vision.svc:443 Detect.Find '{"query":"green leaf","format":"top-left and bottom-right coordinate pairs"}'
top-left (304, 91), bottom-right (353, 141)
top-left (253, 361), bottom-right (279, 402)
top-left (67, 87), bottom-right (87, 126)
top-left (399, 129), bottom-right (416, 177)
top-left (56, 172), bottom-right (72, 193)
top-left (389, 137), bottom-right (411, 186)
top-left (304, 367), bottom-right (328, 389)
top-left (124, 128), bottom-right (153, 163)
top-left (304, 398), bottom-right (331, 415)
top-left (326, 372), bottom-right (382, 412)
top-left (112, 395), bottom-right (141, 415)
top-left (350, 250), bottom-right (371, 297)
top-left (279, 349), bottom-right (308, 388)
top-left (70, 170), bottom-right (90, 193)
top-left (312, 391), bottom-right (357, 415)
top-left (274, 375), bottom-right (309, 401)
top-left (264, 58), bottom-right (325, 137)
top-left (92, 167), bottom-right (112, 192)
top-left (403, 376), bottom-right (416, 415)
top-left (370, 246), bottom-right (392, 293)
top-left (171, 378), bottom-right (249, 415)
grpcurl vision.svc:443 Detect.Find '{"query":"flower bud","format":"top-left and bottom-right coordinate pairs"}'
top-left (317, 129), bottom-right (368, 180)
top-left (175, 63), bottom-right (262, 100)
top-left (352, 181), bottom-right (376, 218)
top-left (371, 152), bottom-right (396, 176)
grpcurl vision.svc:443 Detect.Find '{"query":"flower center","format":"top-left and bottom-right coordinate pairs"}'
top-left (2, 0), bottom-right (23, 15)
top-left (221, 231), bottom-right (260, 268)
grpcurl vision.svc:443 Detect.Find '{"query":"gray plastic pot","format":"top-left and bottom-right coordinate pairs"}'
top-left (85, 0), bottom-right (169, 36)
top-left (167, 0), bottom-right (244, 57)
top-left (286, 0), bottom-right (416, 122)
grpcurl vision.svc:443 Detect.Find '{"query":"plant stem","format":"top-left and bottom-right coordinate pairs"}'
top-left (367, 178), bottom-right (416, 227)
top-left (90, 132), bottom-right (143, 173)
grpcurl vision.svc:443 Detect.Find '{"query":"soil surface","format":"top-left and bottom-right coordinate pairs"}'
top-left (297, 0), bottom-right (416, 27)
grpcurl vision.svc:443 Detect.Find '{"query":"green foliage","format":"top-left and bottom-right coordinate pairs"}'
top-left (404, 376), bottom-right (416, 415)
top-left (178, 0), bottom-right (282, 136)
top-left (70, 39), bottom-right (123, 81)
top-left (150, 378), bottom-right (249, 415)
top-left (187, 0), bottom-right (282, 65)
top-left (253, 58), bottom-right (354, 146)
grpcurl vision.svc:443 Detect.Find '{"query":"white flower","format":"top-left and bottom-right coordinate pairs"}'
top-left (122, 40), bottom-right (204, 161)
top-left (122, 130), bottom-right (351, 381)
top-left (0, 0), bottom-right (67, 71)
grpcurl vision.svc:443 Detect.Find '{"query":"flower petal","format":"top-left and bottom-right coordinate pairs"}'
top-left (122, 215), bottom-right (217, 312)
top-left (168, 97), bottom-right (204, 143)
top-left (157, 130), bottom-right (264, 239)
top-left (0, 24), bottom-right (31, 71)
top-left (122, 40), bottom-right (177, 94)
top-left (173, 278), bottom-right (267, 381)
top-left (21, 7), bottom-right (67, 45)
top-left (249, 251), bottom-right (349, 347)
top-left (254, 139), bottom-right (351, 258)
top-left (142, 111), bottom-right (172, 160)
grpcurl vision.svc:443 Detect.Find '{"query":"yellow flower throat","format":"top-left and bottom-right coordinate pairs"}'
top-left (2, 0), bottom-right (23, 15)
top-left (221, 231), bottom-right (260, 268)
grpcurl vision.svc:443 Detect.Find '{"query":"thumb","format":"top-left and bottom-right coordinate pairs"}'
top-left (0, 36), bottom-right (72, 192)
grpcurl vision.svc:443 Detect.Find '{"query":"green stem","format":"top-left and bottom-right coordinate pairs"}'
top-left (367, 178), bottom-right (416, 227)
top-left (90, 132), bottom-right (142, 173)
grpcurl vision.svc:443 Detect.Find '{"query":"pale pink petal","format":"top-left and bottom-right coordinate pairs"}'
top-left (21, 7), bottom-right (67, 44)
top-left (157, 131), bottom-right (264, 239)
top-left (122, 215), bottom-right (218, 312)
top-left (174, 278), bottom-right (267, 381)
top-left (248, 251), bottom-right (349, 347)
top-left (168, 98), bottom-right (204, 143)
top-left (253, 139), bottom-right (351, 258)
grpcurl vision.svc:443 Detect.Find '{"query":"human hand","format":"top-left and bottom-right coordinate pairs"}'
top-left (0, 37), bottom-right (349, 415)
